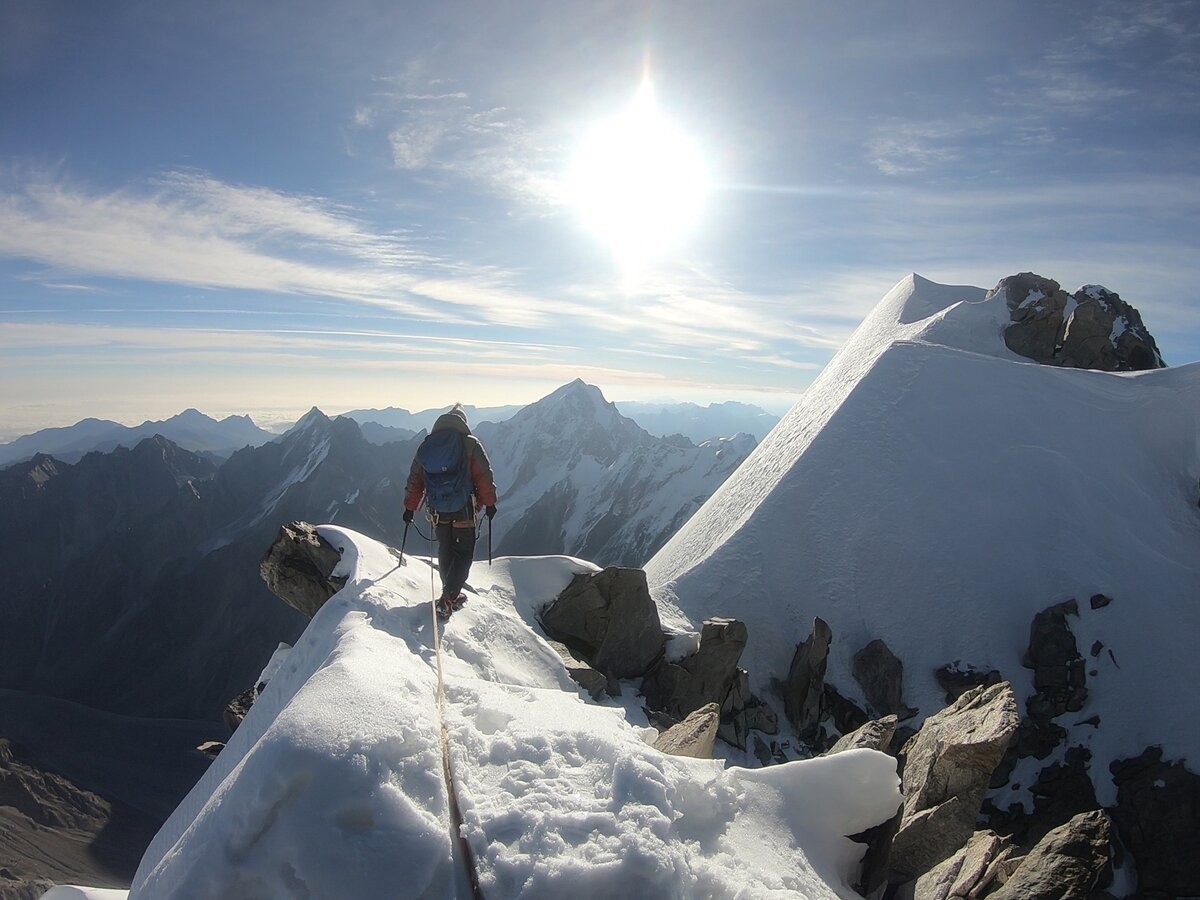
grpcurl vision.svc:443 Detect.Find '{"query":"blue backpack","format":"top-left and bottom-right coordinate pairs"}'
top-left (418, 430), bottom-right (473, 514)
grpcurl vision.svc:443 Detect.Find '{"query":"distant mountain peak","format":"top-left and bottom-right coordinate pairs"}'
top-left (286, 407), bottom-right (332, 436)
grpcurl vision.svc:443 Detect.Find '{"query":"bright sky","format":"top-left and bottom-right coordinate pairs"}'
top-left (1, 1), bottom-right (1198, 439)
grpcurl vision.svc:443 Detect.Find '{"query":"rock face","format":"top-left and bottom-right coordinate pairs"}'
top-left (259, 522), bottom-right (347, 618)
top-left (889, 682), bottom-right (1020, 883)
top-left (1109, 747), bottom-right (1200, 898)
top-left (990, 273), bottom-right (1165, 371)
top-left (781, 617), bottom-right (832, 737)
top-left (651, 703), bottom-right (721, 759)
top-left (1022, 599), bottom-right (1087, 726)
top-left (718, 670), bottom-right (778, 750)
top-left (642, 617), bottom-right (746, 721)
top-left (989, 810), bottom-right (1111, 900)
top-left (540, 567), bottom-right (665, 679)
top-left (852, 638), bottom-right (918, 721)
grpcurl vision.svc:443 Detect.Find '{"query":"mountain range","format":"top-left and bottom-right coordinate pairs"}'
top-left (0, 409), bottom-right (275, 467)
top-left (0, 382), bottom-right (754, 723)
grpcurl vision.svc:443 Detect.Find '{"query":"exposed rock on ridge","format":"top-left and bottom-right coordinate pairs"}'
top-left (991, 272), bottom-right (1165, 371)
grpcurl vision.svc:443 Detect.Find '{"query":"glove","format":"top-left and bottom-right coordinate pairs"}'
top-left (485, 505), bottom-right (497, 520)
top-left (403, 509), bottom-right (414, 524)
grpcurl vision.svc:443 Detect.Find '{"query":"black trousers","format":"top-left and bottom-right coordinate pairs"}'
top-left (435, 522), bottom-right (477, 599)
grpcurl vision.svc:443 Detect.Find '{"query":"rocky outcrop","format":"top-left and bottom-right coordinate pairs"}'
top-left (223, 686), bottom-right (257, 733)
top-left (824, 715), bottom-right (898, 756)
top-left (913, 829), bottom-right (1017, 900)
top-left (718, 669), bottom-right (778, 751)
top-left (781, 617), bottom-right (832, 738)
top-left (259, 522), bottom-right (347, 618)
top-left (651, 703), bottom-right (720, 759)
top-left (642, 618), bottom-right (746, 720)
top-left (989, 273), bottom-right (1165, 371)
top-left (1109, 747), bottom-right (1200, 898)
top-left (540, 567), bottom-right (665, 679)
top-left (1022, 599), bottom-right (1087, 726)
top-left (989, 810), bottom-right (1111, 900)
top-left (853, 638), bottom-right (918, 721)
top-left (889, 682), bottom-right (1020, 883)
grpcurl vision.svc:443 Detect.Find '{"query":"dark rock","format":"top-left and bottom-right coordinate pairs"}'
top-left (823, 683), bottom-right (869, 735)
top-left (718, 669), bottom-right (778, 751)
top-left (990, 274), bottom-right (1165, 372)
top-left (824, 715), bottom-right (898, 756)
top-left (852, 806), bottom-right (903, 898)
top-left (889, 682), bottom-right (1019, 883)
top-left (223, 686), bottom-right (257, 733)
top-left (992, 272), bottom-right (1071, 363)
top-left (986, 747), bottom-right (1099, 850)
top-left (991, 720), bottom-right (1069, 791)
top-left (935, 661), bottom-right (1003, 704)
top-left (546, 640), bottom-right (609, 700)
top-left (988, 810), bottom-right (1111, 900)
top-left (1022, 599), bottom-right (1087, 725)
top-left (1090, 641), bottom-right (1103, 658)
top-left (781, 617), bottom-right (832, 738)
top-left (541, 567), bottom-right (665, 679)
top-left (651, 703), bottom-right (720, 759)
top-left (642, 617), bottom-right (746, 722)
top-left (259, 521), bottom-right (347, 618)
top-left (1109, 746), bottom-right (1200, 898)
top-left (1088, 594), bottom-right (1112, 610)
top-left (853, 639), bottom-right (918, 721)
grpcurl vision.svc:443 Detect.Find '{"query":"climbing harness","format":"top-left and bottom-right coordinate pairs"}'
top-left (429, 515), bottom-right (486, 899)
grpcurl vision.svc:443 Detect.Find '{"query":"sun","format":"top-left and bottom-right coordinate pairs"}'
top-left (566, 78), bottom-right (710, 264)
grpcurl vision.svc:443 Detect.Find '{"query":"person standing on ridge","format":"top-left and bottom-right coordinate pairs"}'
top-left (403, 404), bottom-right (498, 620)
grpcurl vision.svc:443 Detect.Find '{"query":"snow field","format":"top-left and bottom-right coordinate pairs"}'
top-left (121, 527), bottom-right (900, 899)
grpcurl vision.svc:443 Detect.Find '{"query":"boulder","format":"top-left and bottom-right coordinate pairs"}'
top-left (913, 829), bottom-right (1014, 900)
top-left (259, 521), bottom-right (346, 618)
top-left (992, 272), bottom-right (1070, 363)
top-left (889, 682), bottom-right (1019, 883)
top-left (546, 640), bottom-right (609, 700)
top-left (1109, 746), bottom-right (1200, 898)
top-left (988, 810), bottom-right (1111, 900)
top-left (641, 617), bottom-right (746, 720)
top-left (540, 567), bottom-right (665, 679)
top-left (781, 617), bottom-right (832, 738)
top-left (718, 669), bottom-right (778, 751)
top-left (853, 639), bottom-right (918, 721)
top-left (652, 703), bottom-right (721, 759)
top-left (824, 715), bottom-right (898, 756)
top-left (1022, 600), bottom-right (1086, 725)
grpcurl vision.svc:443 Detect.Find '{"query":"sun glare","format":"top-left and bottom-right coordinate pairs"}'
top-left (567, 78), bottom-right (710, 264)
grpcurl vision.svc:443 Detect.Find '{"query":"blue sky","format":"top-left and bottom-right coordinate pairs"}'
top-left (1, 0), bottom-right (1198, 437)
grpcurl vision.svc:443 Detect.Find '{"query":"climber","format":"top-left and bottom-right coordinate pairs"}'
top-left (403, 404), bottom-right (498, 620)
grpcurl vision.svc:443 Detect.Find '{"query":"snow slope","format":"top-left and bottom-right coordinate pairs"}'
top-left (647, 274), bottom-right (1200, 800)
top-left (124, 528), bottom-right (899, 899)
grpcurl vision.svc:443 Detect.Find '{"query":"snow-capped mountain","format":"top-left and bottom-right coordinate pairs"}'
top-left (475, 379), bottom-right (757, 566)
top-left (0, 411), bottom-right (421, 720)
top-left (340, 402), bottom-right (524, 433)
top-left (0, 408), bottom-right (274, 467)
top-left (646, 273), bottom-right (1199, 805)
top-left (614, 399), bottom-right (781, 442)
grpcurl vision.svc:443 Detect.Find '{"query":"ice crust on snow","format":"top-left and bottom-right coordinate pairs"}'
top-left (647, 273), bottom-right (1200, 803)
top-left (124, 528), bottom-right (900, 899)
